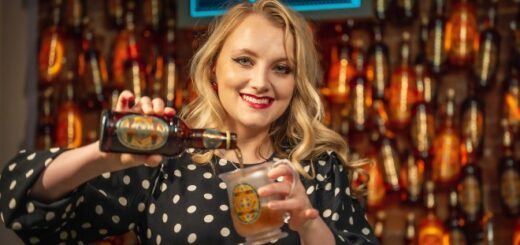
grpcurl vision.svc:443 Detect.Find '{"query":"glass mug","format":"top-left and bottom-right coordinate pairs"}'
top-left (219, 159), bottom-right (298, 245)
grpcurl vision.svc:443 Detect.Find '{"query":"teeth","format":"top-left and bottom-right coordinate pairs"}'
top-left (242, 95), bottom-right (270, 105)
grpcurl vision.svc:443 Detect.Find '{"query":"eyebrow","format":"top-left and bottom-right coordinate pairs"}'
top-left (233, 48), bottom-right (290, 63)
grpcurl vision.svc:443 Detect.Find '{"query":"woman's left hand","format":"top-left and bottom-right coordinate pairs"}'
top-left (257, 163), bottom-right (320, 233)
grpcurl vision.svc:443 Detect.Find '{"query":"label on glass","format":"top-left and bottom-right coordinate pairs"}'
top-left (232, 183), bottom-right (260, 224)
top-left (458, 176), bottom-right (482, 218)
top-left (115, 114), bottom-right (169, 151)
top-left (500, 169), bottom-right (520, 212)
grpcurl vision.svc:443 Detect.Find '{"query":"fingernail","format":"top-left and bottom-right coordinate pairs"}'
top-left (128, 99), bottom-right (135, 108)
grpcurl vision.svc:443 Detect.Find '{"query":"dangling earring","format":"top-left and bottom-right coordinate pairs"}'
top-left (211, 81), bottom-right (218, 92)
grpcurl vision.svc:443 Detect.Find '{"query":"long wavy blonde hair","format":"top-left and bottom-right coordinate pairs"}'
top-left (180, 0), bottom-right (359, 184)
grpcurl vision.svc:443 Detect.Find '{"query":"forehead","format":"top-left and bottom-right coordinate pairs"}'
top-left (220, 14), bottom-right (294, 58)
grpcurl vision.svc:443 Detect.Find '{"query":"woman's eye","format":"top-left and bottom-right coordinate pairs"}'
top-left (233, 57), bottom-right (253, 66)
top-left (274, 64), bottom-right (292, 74)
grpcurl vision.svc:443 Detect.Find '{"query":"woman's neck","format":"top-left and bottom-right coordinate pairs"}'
top-left (218, 125), bottom-right (272, 164)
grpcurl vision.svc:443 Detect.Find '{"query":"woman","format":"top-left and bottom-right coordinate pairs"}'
top-left (0, 0), bottom-right (377, 244)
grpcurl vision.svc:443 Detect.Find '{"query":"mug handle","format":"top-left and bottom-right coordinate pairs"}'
top-left (272, 159), bottom-right (299, 197)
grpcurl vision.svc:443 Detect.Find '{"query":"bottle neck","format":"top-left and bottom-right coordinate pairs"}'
top-left (187, 128), bottom-right (237, 150)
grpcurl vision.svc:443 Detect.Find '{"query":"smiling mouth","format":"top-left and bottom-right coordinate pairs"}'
top-left (240, 93), bottom-right (274, 108)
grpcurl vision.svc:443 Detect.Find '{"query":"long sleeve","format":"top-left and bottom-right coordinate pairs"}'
top-left (301, 152), bottom-right (379, 245)
top-left (0, 148), bottom-right (156, 244)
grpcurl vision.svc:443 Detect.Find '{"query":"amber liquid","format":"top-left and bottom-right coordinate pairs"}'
top-left (231, 206), bottom-right (285, 237)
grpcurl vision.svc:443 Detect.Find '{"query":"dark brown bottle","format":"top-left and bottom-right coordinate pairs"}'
top-left (446, 0), bottom-right (478, 68)
top-left (55, 71), bottom-right (84, 148)
top-left (151, 16), bottom-right (178, 108)
top-left (374, 0), bottom-right (389, 22)
top-left (472, 1), bottom-right (500, 92)
top-left (418, 180), bottom-right (445, 244)
top-left (410, 73), bottom-right (435, 158)
top-left (375, 109), bottom-right (401, 192)
top-left (457, 139), bottom-right (484, 243)
top-left (404, 212), bottom-right (417, 245)
top-left (39, 0), bottom-right (65, 85)
top-left (501, 58), bottom-right (520, 136)
top-left (64, 0), bottom-right (86, 36)
top-left (387, 32), bottom-right (418, 130)
top-left (514, 218), bottom-right (520, 244)
top-left (366, 23), bottom-right (390, 101)
top-left (347, 40), bottom-right (370, 135)
top-left (446, 189), bottom-right (467, 245)
top-left (498, 119), bottom-right (520, 216)
top-left (426, 0), bottom-right (447, 75)
top-left (99, 110), bottom-right (237, 156)
top-left (482, 212), bottom-right (495, 245)
top-left (400, 153), bottom-right (425, 204)
top-left (389, 0), bottom-right (418, 26)
top-left (460, 84), bottom-right (485, 157)
top-left (106, 0), bottom-right (125, 30)
top-left (327, 22), bottom-right (356, 104)
top-left (374, 210), bottom-right (386, 243)
top-left (415, 17), bottom-right (429, 66)
top-left (36, 88), bottom-right (56, 150)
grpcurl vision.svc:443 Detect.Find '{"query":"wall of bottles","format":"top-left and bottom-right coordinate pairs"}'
top-left (35, 0), bottom-right (520, 244)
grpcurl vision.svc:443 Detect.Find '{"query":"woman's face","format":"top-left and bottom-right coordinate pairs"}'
top-left (214, 14), bottom-right (295, 132)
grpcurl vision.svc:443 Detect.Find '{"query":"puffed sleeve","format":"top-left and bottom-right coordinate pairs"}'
top-left (300, 151), bottom-right (379, 245)
top-left (0, 148), bottom-right (156, 244)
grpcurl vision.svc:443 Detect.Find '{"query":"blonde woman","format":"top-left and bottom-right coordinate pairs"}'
top-left (0, 0), bottom-right (377, 244)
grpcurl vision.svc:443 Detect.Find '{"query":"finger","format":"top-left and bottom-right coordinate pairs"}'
top-left (163, 107), bottom-right (176, 118)
top-left (268, 164), bottom-right (296, 183)
top-left (115, 90), bottom-right (135, 112)
top-left (120, 153), bottom-right (163, 167)
top-left (267, 198), bottom-right (302, 210)
top-left (258, 182), bottom-right (292, 197)
top-left (143, 154), bottom-right (164, 167)
top-left (152, 98), bottom-right (166, 115)
top-left (138, 96), bottom-right (153, 114)
top-left (304, 208), bottom-right (319, 219)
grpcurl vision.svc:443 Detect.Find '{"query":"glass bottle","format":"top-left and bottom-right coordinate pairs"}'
top-left (99, 110), bottom-right (238, 156)
top-left (445, 0), bottom-right (478, 67)
top-left (141, 0), bottom-right (163, 97)
top-left (374, 210), bottom-right (386, 243)
top-left (387, 31), bottom-right (418, 130)
top-left (482, 212), bottom-right (495, 245)
top-left (501, 57), bottom-right (520, 136)
top-left (366, 23), bottom-right (390, 102)
top-left (347, 40), bottom-right (370, 138)
top-left (432, 88), bottom-right (461, 186)
top-left (457, 139), bottom-right (484, 244)
top-left (415, 17), bottom-right (429, 66)
top-left (445, 189), bottom-right (467, 245)
top-left (374, 0), bottom-right (389, 22)
top-left (400, 152), bottom-right (425, 204)
top-left (105, 0), bottom-right (125, 30)
top-left (418, 180), bottom-right (445, 245)
top-left (410, 73), bottom-right (435, 158)
top-left (375, 105), bottom-right (401, 192)
top-left (472, 1), bottom-right (500, 92)
top-left (151, 16), bottom-right (178, 108)
top-left (514, 218), bottom-right (520, 245)
top-left (123, 12), bottom-right (148, 99)
top-left (36, 88), bottom-right (55, 150)
top-left (426, 0), bottom-right (447, 75)
top-left (389, 0), bottom-right (418, 26)
top-left (415, 61), bottom-right (437, 106)
top-left (39, 0), bottom-right (65, 85)
top-left (498, 119), bottom-right (520, 216)
top-left (404, 212), bottom-right (417, 245)
top-left (64, 0), bottom-right (86, 36)
top-left (327, 22), bottom-right (356, 104)
top-left (55, 71), bottom-right (84, 148)
top-left (460, 83), bottom-right (485, 157)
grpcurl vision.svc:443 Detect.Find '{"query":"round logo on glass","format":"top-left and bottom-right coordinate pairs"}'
top-left (232, 183), bottom-right (260, 224)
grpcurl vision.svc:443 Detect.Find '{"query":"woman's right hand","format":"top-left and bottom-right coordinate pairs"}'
top-left (102, 90), bottom-right (176, 171)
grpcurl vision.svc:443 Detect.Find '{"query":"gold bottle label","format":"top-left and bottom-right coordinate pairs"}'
top-left (115, 114), bottom-right (169, 151)
top-left (500, 169), bottom-right (520, 213)
top-left (232, 183), bottom-right (260, 224)
top-left (458, 176), bottom-right (482, 218)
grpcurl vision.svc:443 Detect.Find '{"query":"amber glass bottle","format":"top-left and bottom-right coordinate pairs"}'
top-left (124, 12), bottom-right (148, 99)
top-left (55, 71), bottom-right (84, 148)
top-left (152, 17), bottom-right (178, 108)
top-left (457, 139), bottom-right (484, 244)
top-left (39, 0), bottom-right (65, 85)
top-left (36, 88), bottom-right (55, 150)
top-left (501, 60), bottom-right (520, 136)
top-left (404, 212), bottom-right (418, 245)
top-left (514, 218), bottom-right (520, 245)
top-left (375, 108), bottom-right (401, 192)
top-left (482, 212), bottom-right (495, 245)
top-left (389, 0), bottom-right (418, 26)
top-left (445, 0), bottom-right (478, 67)
top-left (347, 41), bottom-right (370, 137)
top-left (460, 84), bottom-right (485, 157)
top-left (498, 119), bottom-right (520, 216)
top-left (410, 73), bottom-right (435, 158)
top-left (99, 110), bottom-right (237, 156)
top-left (327, 22), bottom-right (356, 104)
top-left (426, 0), bottom-right (447, 75)
top-left (415, 17), bottom-right (429, 66)
top-left (105, 0), bottom-right (125, 30)
top-left (445, 189), bottom-right (467, 245)
top-left (64, 0), bottom-right (86, 36)
top-left (366, 24), bottom-right (390, 101)
top-left (472, 2), bottom-right (500, 92)
top-left (418, 180), bottom-right (445, 245)
top-left (432, 89), bottom-right (461, 186)
top-left (374, 210), bottom-right (386, 243)
top-left (387, 32), bottom-right (418, 130)
top-left (400, 153), bottom-right (425, 204)
top-left (141, 0), bottom-right (163, 97)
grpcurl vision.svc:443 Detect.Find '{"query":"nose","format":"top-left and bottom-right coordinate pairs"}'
top-left (249, 64), bottom-right (270, 92)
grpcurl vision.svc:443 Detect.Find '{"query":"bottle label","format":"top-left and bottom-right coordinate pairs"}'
top-left (458, 176), bottom-right (482, 218)
top-left (115, 114), bottom-right (169, 151)
top-left (202, 128), bottom-right (226, 149)
top-left (232, 183), bottom-right (260, 224)
top-left (500, 169), bottom-right (520, 213)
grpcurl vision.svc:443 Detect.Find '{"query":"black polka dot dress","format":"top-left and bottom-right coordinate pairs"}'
top-left (0, 148), bottom-right (379, 244)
